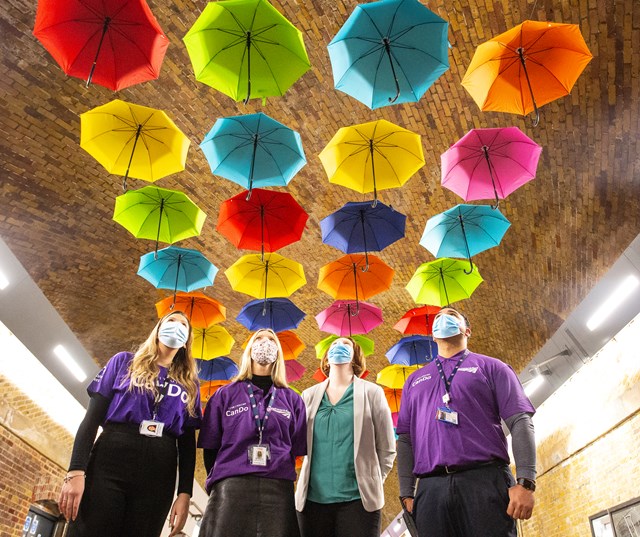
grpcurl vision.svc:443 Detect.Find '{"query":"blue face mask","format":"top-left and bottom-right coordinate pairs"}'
top-left (327, 343), bottom-right (353, 364)
top-left (432, 314), bottom-right (464, 339)
top-left (158, 321), bottom-right (189, 349)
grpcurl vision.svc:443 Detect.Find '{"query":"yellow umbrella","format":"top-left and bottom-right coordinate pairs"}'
top-left (225, 253), bottom-right (306, 300)
top-left (192, 325), bottom-right (234, 359)
top-left (80, 99), bottom-right (190, 190)
top-left (319, 119), bottom-right (424, 205)
top-left (376, 364), bottom-right (421, 389)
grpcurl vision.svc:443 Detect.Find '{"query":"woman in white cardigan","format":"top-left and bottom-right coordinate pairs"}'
top-left (295, 337), bottom-right (396, 537)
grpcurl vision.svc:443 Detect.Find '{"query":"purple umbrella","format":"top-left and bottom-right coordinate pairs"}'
top-left (315, 300), bottom-right (383, 336)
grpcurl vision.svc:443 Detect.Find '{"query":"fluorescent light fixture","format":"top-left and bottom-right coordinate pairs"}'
top-left (0, 270), bottom-right (8, 290)
top-left (53, 344), bottom-right (87, 382)
top-left (524, 375), bottom-right (545, 397)
top-left (586, 275), bottom-right (640, 331)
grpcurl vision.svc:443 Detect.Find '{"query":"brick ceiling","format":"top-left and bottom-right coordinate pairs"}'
top-left (1, 0), bottom-right (639, 392)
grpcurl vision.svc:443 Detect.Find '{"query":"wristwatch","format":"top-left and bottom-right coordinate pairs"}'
top-left (516, 478), bottom-right (536, 492)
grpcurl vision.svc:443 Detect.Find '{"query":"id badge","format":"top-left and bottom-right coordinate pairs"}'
top-left (139, 420), bottom-right (164, 437)
top-left (248, 444), bottom-right (270, 466)
top-left (435, 406), bottom-right (459, 425)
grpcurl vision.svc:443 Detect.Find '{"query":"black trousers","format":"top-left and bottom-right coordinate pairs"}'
top-left (67, 424), bottom-right (177, 537)
top-left (413, 464), bottom-right (517, 537)
top-left (297, 499), bottom-right (381, 537)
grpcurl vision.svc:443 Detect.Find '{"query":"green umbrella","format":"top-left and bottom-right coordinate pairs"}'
top-left (405, 258), bottom-right (483, 307)
top-left (314, 334), bottom-right (374, 359)
top-left (183, 0), bottom-right (310, 104)
top-left (113, 185), bottom-right (206, 252)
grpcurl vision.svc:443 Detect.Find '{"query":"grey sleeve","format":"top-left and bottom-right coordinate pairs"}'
top-left (504, 412), bottom-right (537, 481)
top-left (397, 433), bottom-right (417, 498)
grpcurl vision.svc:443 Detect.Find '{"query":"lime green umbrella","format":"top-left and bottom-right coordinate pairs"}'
top-left (315, 334), bottom-right (374, 359)
top-left (183, 0), bottom-right (310, 103)
top-left (406, 258), bottom-right (483, 307)
top-left (113, 185), bottom-right (206, 252)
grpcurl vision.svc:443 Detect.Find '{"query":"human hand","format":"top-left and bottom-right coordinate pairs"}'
top-left (168, 493), bottom-right (191, 536)
top-left (58, 472), bottom-right (85, 521)
top-left (402, 497), bottom-right (414, 514)
top-left (507, 485), bottom-right (535, 520)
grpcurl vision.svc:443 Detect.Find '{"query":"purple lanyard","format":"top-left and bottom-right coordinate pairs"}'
top-left (246, 381), bottom-right (277, 444)
top-left (434, 350), bottom-right (469, 404)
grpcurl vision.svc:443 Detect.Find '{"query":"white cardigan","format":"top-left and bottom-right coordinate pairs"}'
top-left (295, 377), bottom-right (397, 512)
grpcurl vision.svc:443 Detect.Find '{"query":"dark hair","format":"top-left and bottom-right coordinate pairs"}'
top-left (321, 337), bottom-right (366, 377)
top-left (438, 307), bottom-right (471, 329)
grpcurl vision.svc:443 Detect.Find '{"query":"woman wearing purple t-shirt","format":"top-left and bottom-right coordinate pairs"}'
top-left (198, 329), bottom-right (307, 537)
top-left (58, 311), bottom-right (202, 537)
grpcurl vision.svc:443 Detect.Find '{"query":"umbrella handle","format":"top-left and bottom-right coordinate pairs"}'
top-left (86, 17), bottom-right (111, 88)
top-left (361, 251), bottom-right (370, 273)
top-left (154, 198), bottom-right (165, 257)
top-left (123, 125), bottom-right (142, 192)
top-left (463, 258), bottom-right (474, 275)
top-left (383, 38), bottom-right (401, 104)
top-left (243, 32), bottom-right (252, 105)
top-left (482, 146), bottom-right (501, 209)
top-left (369, 141), bottom-right (379, 208)
top-left (517, 48), bottom-right (541, 127)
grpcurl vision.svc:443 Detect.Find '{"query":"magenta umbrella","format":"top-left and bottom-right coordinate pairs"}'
top-left (441, 127), bottom-right (542, 208)
top-left (315, 300), bottom-right (383, 336)
top-left (285, 359), bottom-right (306, 383)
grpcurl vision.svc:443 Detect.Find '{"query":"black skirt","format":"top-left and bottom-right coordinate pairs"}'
top-left (200, 475), bottom-right (300, 537)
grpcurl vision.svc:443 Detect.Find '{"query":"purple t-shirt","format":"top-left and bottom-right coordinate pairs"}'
top-left (88, 352), bottom-right (202, 437)
top-left (198, 380), bottom-right (307, 493)
top-left (396, 349), bottom-right (535, 475)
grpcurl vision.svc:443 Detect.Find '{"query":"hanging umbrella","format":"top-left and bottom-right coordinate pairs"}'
top-left (440, 127), bottom-right (542, 208)
top-left (33, 0), bottom-right (169, 90)
top-left (201, 113), bottom-right (306, 198)
top-left (315, 334), bottom-right (374, 359)
top-left (192, 328), bottom-right (235, 360)
top-left (155, 291), bottom-right (226, 328)
top-left (241, 330), bottom-right (305, 360)
top-left (183, 0), bottom-right (310, 103)
top-left (81, 100), bottom-right (190, 191)
top-left (328, 0), bottom-right (448, 109)
top-left (393, 305), bottom-right (441, 336)
top-left (315, 300), bottom-right (383, 336)
top-left (406, 258), bottom-right (483, 307)
top-left (320, 201), bottom-right (406, 271)
top-left (138, 246), bottom-right (218, 303)
top-left (376, 364), bottom-right (420, 389)
top-left (196, 356), bottom-right (238, 379)
top-left (420, 204), bottom-right (511, 272)
top-left (461, 20), bottom-right (592, 126)
top-left (236, 298), bottom-right (306, 332)
top-left (384, 387), bottom-right (402, 413)
top-left (217, 188), bottom-right (308, 257)
top-left (386, 335), bottom-right (437, 366)
top-left (285, 359), bottom-right (306, 383)
top-left (391, 411), bottom-right (399, 428)
top-left (200, 380), bottom-right (230, 405)
top-left (319, 119), bottom-right (424, 206)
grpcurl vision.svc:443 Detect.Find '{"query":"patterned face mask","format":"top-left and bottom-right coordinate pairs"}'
top-left (251, 338), bottom-right (279, 365)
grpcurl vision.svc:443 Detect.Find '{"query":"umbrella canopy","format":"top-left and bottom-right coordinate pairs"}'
top-left (183, 0), bottom-right (310, 103)
top-left (81, 100), bottom-right (190, 190)
top-left (285, 359), bottom-right (306, 383)
top-left (384, 387), bottom-right (402, 413)
top-left (461, 20), bottom-right (592, 126)
top-left (386, 335), bottom-right (437, 366)
top-left (226, 253), bottom-right (306, 301)
top-left (393, 305), bottom-right (441, 335)
top-left (155, 292), bottom-right (226, 328)
top-left (200, 380), bottom-right (230, 404)
top-left (315, 334), bottom-right (375, 359)
top-left (440, 127), bottom-right (542, 207)
top-left (217, 188), bottom-right (308, 256)
top-left (241, 330), bottom-right (305, 360)
top-left (319, 119), bottom-right (424, 205)
top-left (33, 0), bottom-right (169, 90)
top-left (315, 300), bottom-right (383, 336)
top-left (328, 0), bottom-right (448, 109)
top-left (192, 328), bottom-right (235, 360)
top-left (376, 364), bottom-right (420, 389)
top-left (236, 298), bottom-right (306, 332)
top-left (201, 113), bottom-right (306, 196)
top-left (406, 258), bottom-right (483, 307)
top-left (196, 356), bottom-right (238, 379)
top-left (420, 204), bottom-right (511, 272)
top-left (312, 367), bottom-right (327, 383)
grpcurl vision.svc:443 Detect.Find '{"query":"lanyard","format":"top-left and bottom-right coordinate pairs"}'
top-left (246, 381), bottom-right (277, 445)
top-left (434, 350), bottom-right (469, 405)
top-left (152, 374), bottom-right (171, 420)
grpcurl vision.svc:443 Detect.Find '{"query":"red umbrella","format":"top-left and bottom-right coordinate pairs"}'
top-left (393, 305), bottom-right (441, 335)
top-left (217, 188), bottom-right (308, 258)
top-left (33, 0), bottom-right (169, 90)
top-left (285, 359), bottom-right (306, 383)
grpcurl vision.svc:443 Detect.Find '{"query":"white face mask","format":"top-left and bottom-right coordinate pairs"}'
top-left (158, 321), bottom-right (189, 349)
top-left (251, 338), bottom-right (278, 365)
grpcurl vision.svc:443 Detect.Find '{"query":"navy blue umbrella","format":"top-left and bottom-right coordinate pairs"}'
top-left (386, 335), bottom-right (437, 366)
top-left (237, 298), bottom-right (306, 332)
top-left (196, 357), bottom-right (239, 381)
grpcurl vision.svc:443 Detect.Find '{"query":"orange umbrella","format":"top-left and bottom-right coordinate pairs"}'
top-left (155, 291), bottom-right (226, 328)
top-left (461, 20), bottom-right (592, 126)
top-left (384, 387), bottom-right (402, 413)
top-left (200, 379), bottom-right (230, 404)
top-left (242, 330), bottom-right (305, 360)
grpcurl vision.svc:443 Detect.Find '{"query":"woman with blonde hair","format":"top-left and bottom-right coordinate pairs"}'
top-left (198, 328), bottom-right (307, 537)
top-left (59, 311), bottom-right (201, 537)
top-left (295, 337), bottom-right (396, 537)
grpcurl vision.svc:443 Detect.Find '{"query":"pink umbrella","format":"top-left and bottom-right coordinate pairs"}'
top-left (315, 300), bottom-right (383, 336)
top-left (441, 127), bottom-right (542, 208)
top-left (391, 412), bottom-right (399, 428)
top-left (285, 359), bottom-right (306, 383)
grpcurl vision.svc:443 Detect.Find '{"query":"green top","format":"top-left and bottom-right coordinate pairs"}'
top-left (307, 384), bottom-right (361, 504)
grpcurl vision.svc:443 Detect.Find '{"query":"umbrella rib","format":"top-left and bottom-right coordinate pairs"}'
top-left (525, 56), bottom-right (571, 91)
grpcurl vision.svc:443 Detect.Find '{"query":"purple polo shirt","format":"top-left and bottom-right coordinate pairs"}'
top-left (198, 380), bottom-right (307, 493)
top-left (396, 349), bottom-right (535, 475)
top-left (88, 352), bottom-right (202, 437)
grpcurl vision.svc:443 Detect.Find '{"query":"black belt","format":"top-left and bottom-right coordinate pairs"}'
top-left (103, 422), bottom-right (177, 440)
top-left (418, 459), bottom-right (506, 478)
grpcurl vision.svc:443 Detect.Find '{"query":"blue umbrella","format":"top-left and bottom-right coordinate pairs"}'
top-left (328, 0), bottom-right (449, 109)
top-left (420, 204), bottom-right (511, 273)
top-left (237, 298), bottom-right (306, 332)
top-left (200, 112), bottom-right (306, 198)
top-left (138, 246), bottom-right (218, 303)
top-left (320, 201), bottom-right (406, 271)
top-left (196, 357), bottom-right (238, 381)
top-left (386, 335), bottom-right (437, 366)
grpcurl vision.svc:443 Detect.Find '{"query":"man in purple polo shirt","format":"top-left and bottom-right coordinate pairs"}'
top-left (396, 307), bottom-right (536, 537)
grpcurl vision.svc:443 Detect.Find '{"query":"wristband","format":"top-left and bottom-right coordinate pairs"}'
top-left (64, 474), bottom-right (86, 483)
top-left (516, 477), bottom-right (536, 491)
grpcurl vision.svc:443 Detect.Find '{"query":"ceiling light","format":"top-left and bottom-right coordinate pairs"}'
top-left (524, 375), bottom-right (545, 397)
top-left (586, 275), bottom-right (640, 331)
top-left (0, 270), bottom-right (8, 290)
top-left (53, 344), bottom-right (87, 382)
